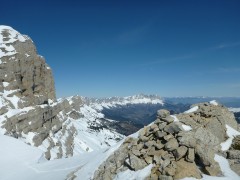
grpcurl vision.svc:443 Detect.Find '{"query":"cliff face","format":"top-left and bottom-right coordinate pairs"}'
top-left (0, 25), bottom-right (55, 108)
top-left (0, 26), bottom-right (124, 160)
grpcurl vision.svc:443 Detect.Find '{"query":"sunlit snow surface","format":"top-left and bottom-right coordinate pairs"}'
top-left (210, 100), bottom-right (218, 106)
top-left (184, 106), bottom-right (199, 113)
top-left (221, 125), bottom-right (240, 151)
top-left (0, 134), bottom-right (124, 180)
top-left (171, 115), bottom-right (192, 131)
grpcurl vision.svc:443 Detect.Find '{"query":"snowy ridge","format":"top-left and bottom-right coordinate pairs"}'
top-left (0, 95), bottom-right (124, 160)
top-left (0, 25), bottom-right (28, 59)
top-left (229, 107), bottom-right (240, 113)
top-left (83, 94), bottom-right (164, 111)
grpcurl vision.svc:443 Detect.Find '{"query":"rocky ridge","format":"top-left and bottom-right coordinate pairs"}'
top-left (0, 25), bottom-right (124, 160)
top-left (91, 102), bottom-right (240, 179)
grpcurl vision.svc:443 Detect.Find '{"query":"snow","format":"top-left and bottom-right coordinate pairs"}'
top-left (0, 134), bottom-right (112, 180)
top-left (229, 107), bottom-right (240, 113)
top-left (184, 106), bottom-right (199, 113)
top-left (182, 124), bottom-right (192, 131)
top-left (0, 25), bottom-right (27, 58)
top-left (171, 115), bottom-right (192, 131)
top-left (221, 125), bottom-right (240, 151)
top-left (114, 164), bottom-right (153, 180)
top-left (210, 100), bottom-right (218, 106)
top-left (25, 53), bottom-right (30, 57)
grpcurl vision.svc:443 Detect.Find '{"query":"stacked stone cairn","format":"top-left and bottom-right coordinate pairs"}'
top-left (93, 102), bottom-right (240, 180)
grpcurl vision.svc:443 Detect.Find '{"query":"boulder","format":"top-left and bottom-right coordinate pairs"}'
top-left (174, 159), bottom-right (201, 179)
top-left (157, 109), bottom-right (170, 118)
top-left (165, 138), bottom-right (179, 151)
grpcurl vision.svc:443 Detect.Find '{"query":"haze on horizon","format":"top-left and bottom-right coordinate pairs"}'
top-left (1, 0), bottom-right (240, 98)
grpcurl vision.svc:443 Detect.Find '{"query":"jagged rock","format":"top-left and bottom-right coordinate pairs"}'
top-left (165, 138), bottom-right (179, 151)
top-left (161, 116), bottom-right (174, 123)
top-left (178, 131), bottom-right (196, 148)
top-left (231, 135), bottom-right (240, 150)
top-left (227, 150), bottom-right (240, 159)
top-left (173, 146), bottom-right (188, 161)
top-left (158, 122), bottom-right (167, 130)
top-left (194, 127), bottom-right (220, 147)
top-left (128, 153), bottom-right (148, 170)
top-left (195, 143), bottom-right (215, 166)
top-left (205, 165), bottom-right (221, 176)
top-left (174, 159), bottom-right (201, 179)
top-left (164, 123), bottom-right (182, 134)
top-left (155, 131), bottom-right (167, 138)
top-left (164, 134), bottom-right (174, 141)
top-left (157, 109), bottom-right (170, 118)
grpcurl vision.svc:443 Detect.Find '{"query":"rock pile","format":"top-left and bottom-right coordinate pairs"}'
top-left (93, 102), bottom-right (240, 179)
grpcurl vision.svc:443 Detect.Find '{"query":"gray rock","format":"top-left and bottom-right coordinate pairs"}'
top-left (159, 175), bottom-right (173, 180)
top-left (178, 131), bottom-right (197, 148)
top-left (186, 148), bottom-right (195, 162)
top-left (164, 123), bottom-right (182, 134)
top-left (165, 138), bottom-right (179, 151)
top-left (157, 109), bottom-right (170, 118)
top-left (173, 146), bottom-right (188, 161)
top-left (227, 150), bottom-right (240, 159)
top-left (159, 122), bottom-right (167, 130)
top-left (155, 131), bottom-right (167, 138)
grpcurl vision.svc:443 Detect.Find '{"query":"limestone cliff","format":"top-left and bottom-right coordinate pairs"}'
top-left (0, 25), bottom-right (124, 160)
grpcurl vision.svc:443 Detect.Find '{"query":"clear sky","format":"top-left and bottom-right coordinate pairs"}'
top-left (1, 0), bottom-right (240, 98)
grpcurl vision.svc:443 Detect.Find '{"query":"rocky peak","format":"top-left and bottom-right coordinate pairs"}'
top-left (0, 25), bottom-right (56, 108)
top-left (0, 26), bottom-right (124, 160)
top-left (91, 102), bottom-right (240, 179)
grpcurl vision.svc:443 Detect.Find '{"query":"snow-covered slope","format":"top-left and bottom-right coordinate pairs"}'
top-left (84, 94), bottom-right (164, 111)
top-left (229, 107), bottom-right (240, 113)
top-left (0, 134), bottom-right (122, 180)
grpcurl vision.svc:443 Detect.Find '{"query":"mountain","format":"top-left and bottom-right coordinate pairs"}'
top-left (1, 101), bottom-right (239, 180)
top-left (0, 25), bottom-right (124, 160)
top-left (1, 25), bottom-right (240, 179)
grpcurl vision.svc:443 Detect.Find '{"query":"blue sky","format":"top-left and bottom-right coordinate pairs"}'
top-left (1, 0), bottom-right (240, 97)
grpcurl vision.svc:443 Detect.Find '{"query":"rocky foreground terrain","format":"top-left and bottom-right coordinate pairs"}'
top-left (1, 25), bottom-right (240, 180)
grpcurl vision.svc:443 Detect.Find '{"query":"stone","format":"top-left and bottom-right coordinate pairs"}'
top-left (144, 156), bottom-right (153, 164)
top-left (132, 149), bottom-right (141, 157)
top-left (161, 116), bottom-right (174, 123)
top-left (165, 138), bottom-right (179, 151)
top-left (145, 141), bottom-right (155, 148)
top-left (164, 123), bottom-right (182, 134)
top-left (174, 159), bottom-right (202, 179)
top-left (155, 131), bottom-right (167, 138)
top-left (164, 134), bottom-right (174, 141)
top-left (194, 127), bottom-right (220, 147)
top-left (205, 166), bottom-right (221, 176)
top-left (195, 143), bottom-right (215, 166)
top-left (178, 131), bottom-right (197, 148)
top-left (231, 135), bottom-right (240, 150)
top-left (186, 148), bottom-right (195, 162)
top-left (157, 109), bottom-right (170, 118)
top-left (158, 122), bottom-right (167, 130)
top-left (230, 163), bottom-right (240, 176)
top-left (227, 150), bottom-right (240, 159)
top-left (154, 142), bottom-right (164, 150)
top-left (173, 146), bottom-right (188, 161)
top-left (159, 175), bottom-right (173, 180)
top-left (128, 154), bottom-right (148, 170)
top-left (165, 166), bottom-right (176, 176)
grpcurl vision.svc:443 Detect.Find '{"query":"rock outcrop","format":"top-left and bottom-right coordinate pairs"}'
top-left (0, 26), bottom-right (124, 160)
top-left (93, 102), bottom-right (240, 179)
